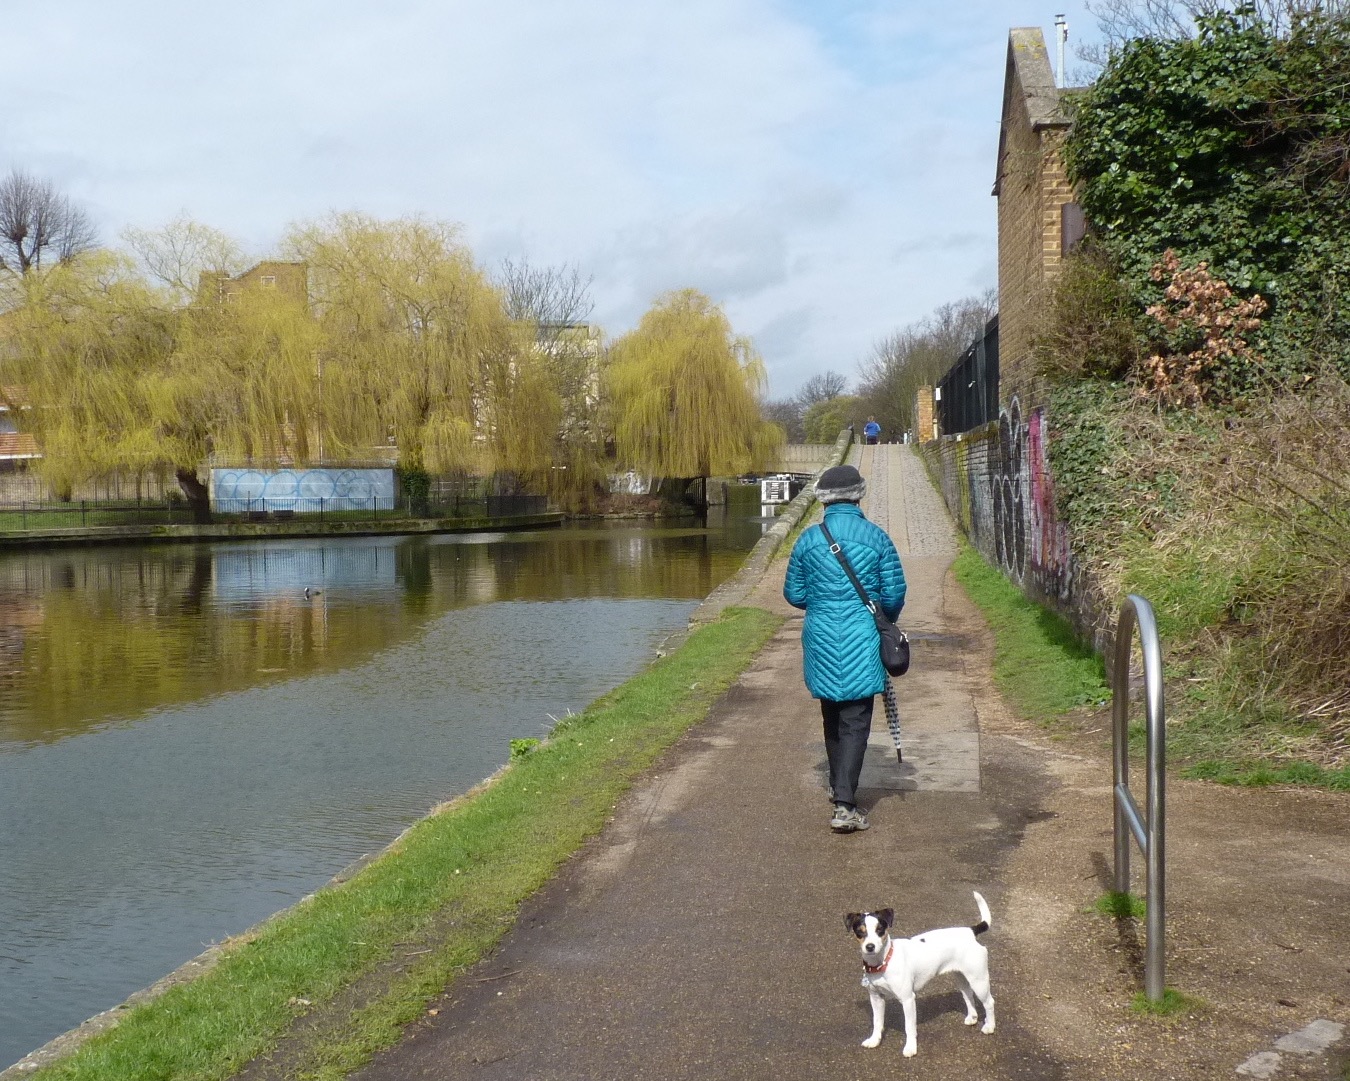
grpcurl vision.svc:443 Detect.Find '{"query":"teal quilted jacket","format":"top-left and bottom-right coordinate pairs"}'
top-left (783, 502), bottom-right (907, 701)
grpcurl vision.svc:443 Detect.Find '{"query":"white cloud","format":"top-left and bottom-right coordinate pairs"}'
top-left (2, 0), bottom-right (1102, 397)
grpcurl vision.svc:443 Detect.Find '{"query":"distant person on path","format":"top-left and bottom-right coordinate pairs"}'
top-left (863, 417), bottom-right (881, 444)
top-left (784, 464), bottom-right (906, 833)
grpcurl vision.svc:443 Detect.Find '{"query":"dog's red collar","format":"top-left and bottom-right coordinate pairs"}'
top-left (863, 942), bottom-right (894, 975)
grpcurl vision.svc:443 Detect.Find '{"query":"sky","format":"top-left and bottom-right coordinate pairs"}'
top-left (3, 2), bottom-right (1104, 399)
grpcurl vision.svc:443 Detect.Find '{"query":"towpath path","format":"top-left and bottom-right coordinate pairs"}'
top-left (354, 445), bottom-right (1349, 1081)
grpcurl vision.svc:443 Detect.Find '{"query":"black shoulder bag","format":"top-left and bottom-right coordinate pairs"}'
top-left (819, 520), bottom-right (910, 677)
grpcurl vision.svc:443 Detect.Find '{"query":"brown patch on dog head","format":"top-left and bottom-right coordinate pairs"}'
top-left (845, 912), bottom-right (866, 937)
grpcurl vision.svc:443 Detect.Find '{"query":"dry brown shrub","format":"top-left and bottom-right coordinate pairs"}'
top-left (1142, 250), bottom-right (1269, 406)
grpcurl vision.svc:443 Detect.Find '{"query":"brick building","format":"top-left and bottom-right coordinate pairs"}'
top-left (992, 27), bottom-right (1080, 404)
top-left (198, 261), bottom-right (308, 306)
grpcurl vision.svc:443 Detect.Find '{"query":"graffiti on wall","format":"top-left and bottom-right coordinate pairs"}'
top-left (992, 399), bottom-right (1028, 578)
top-left (929, 396), bottom-right (1073, 600)
top-left (1024, 408), bottom-right (1072, 594)
top-left (986, 396), bottom-right (1072, 598)
top-left (210, 468), bottom-right (396, 512)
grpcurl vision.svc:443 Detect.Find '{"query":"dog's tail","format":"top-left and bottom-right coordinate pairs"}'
top-left (971, 891), bottom-right (992, 936)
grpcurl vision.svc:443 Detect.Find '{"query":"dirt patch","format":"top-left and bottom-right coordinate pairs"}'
top-left (976, 660), bottom-right (1350, 1079)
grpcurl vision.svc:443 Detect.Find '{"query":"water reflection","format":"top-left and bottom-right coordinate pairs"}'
top-left (0, 518), bottom-right (757, 748)
top-left (0, 513), bottom-right (758, 1068)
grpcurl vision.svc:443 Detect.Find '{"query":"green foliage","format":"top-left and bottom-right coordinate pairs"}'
top-left (1183, 758), bottom-right (1350, 789)
top-left (802, 395), bottom-right (864, 443)
top-left (1046, 374), bottom-right (1350, 777)
top-left (509, 737), bottom-right (540, 759)
top-left (1064, 8), bottom-right (1350, 388)
top-left (1035, 243), bottom-right (1144, 382)
top-left (1092, 891), bottom-right (1146, 919)
top-left (394, 464), bottom-right (431, 516)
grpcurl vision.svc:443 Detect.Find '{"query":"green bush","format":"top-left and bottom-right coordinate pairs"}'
top-left (1064, 8), bottom-right (1350, 391)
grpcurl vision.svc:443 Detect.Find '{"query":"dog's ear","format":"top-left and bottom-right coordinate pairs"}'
top-left (876, 908), bottom-right (895, 934)
top-left (844, 912), bottom-right (863, 934)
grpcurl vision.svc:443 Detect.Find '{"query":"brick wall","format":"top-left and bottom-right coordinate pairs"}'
top-left (920, 31), bottom-right (1108, 648)
top-left (915, 385), bottom-right (936, 442)
top-left (994, 29), bottom-right (1074, 407)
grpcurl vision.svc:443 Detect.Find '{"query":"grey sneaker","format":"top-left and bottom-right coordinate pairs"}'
top-left (830, 804), bottom-right (870, 833)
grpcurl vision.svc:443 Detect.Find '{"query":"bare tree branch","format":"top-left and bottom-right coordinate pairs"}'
top-left (1082, 0), bottom-right (1350, 64)
top-left (123, 215), bottom-right (246, 302)
top-left (795, 371), bottom-right (848, 409)
top-left (0, 170), bottom-right (98, 274)
top-left (496, 258), bottom-right (595, 344)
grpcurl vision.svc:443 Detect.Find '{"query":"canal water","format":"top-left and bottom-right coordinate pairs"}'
top-left (0, 514), bottom-right (761, 1068)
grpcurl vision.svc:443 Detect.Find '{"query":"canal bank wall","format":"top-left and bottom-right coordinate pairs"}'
top-left (0, 442), bottom-right (851, 1079)
top-left (0, 512), bottom-right (566, 551)
top-left (689, 426), bottom-right (852, 627)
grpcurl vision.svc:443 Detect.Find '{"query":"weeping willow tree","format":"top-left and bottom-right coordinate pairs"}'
top-left (2, 252), bottom-right (174, 497)
top-left (607, 289), bottom-right (782, 498)
top-left (2, 235), bottom-right (321, 521)
top-left (287, 214), bottom-right (568, 496)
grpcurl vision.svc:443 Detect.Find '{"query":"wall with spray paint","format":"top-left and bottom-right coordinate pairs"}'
top-left (923, 397), bottom-right (1107, 646)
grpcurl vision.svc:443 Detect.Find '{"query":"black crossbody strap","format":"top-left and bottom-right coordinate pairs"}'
top-left (818, 520), bottom-right (878, 615)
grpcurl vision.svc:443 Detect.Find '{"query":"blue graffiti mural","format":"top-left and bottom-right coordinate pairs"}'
top-left (210, 468), bottom-right (395, 513)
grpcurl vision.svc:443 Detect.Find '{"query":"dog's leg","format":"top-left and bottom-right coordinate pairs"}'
top-left (900, 994), bottom-right (918, 1057)
top-left (953, 972), bottom-right (979, 1026)
top-left (968, 970), bottom-right (996, 1033)
top-left (861, 989), bottom-right (885, 1048)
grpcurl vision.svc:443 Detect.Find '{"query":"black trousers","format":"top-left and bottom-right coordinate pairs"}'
top-left (821, 696), bottom-right (874, 807)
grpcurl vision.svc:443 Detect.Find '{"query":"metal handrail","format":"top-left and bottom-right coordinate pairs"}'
top-left (1112, 594), bottom-right (1167, 1002)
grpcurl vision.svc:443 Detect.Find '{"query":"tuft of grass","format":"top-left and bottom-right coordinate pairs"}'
top-left (952, 540), bottom-right (1108, 724)
top-left (1092, 891), bottom-right (1146, 919)
top-left (29, 606), bottom-right (782, 1081)
top-left (1130, 988), bottom-right (1205, 1017)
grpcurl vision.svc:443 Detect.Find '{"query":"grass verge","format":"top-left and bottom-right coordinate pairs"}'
top-left (951, 539), bottom-right (1108, 724)
top-left (29, 605), bottom-right (782, 1081)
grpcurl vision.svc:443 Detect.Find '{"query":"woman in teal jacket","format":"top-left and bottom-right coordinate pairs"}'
top-left (784, 464), bottom-right (905, 833)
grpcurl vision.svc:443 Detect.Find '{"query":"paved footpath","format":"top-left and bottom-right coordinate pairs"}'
top-left (355, 446), bottom-right (1349, 1081)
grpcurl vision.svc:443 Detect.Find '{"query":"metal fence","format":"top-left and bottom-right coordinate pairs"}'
top-left (936, 314), bottom-right (999, 435)
top-left (0, 500), bottom-right (193, 530)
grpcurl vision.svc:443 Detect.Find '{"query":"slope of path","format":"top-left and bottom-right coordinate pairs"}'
top-left (350, 444), bottom-right (1069, 1081)
top-left (851, 443), bottom-right (979, 795)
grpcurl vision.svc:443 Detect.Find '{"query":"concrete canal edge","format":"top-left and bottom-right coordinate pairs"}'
top-left (0, 512), bottom-right (567, 550)
top-left (686, 426), bottom-right (852, 629)
top-left (0, 439), bottom-right (853, 1079)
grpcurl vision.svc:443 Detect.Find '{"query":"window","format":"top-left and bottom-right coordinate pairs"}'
top-left (1061, 202), bottom-right (1087, 256)
top-left (260, 275), bottom-right (277, 287)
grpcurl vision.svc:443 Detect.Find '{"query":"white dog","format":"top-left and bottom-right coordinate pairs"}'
top-left (844, 892), bottom-right (995, 1057)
